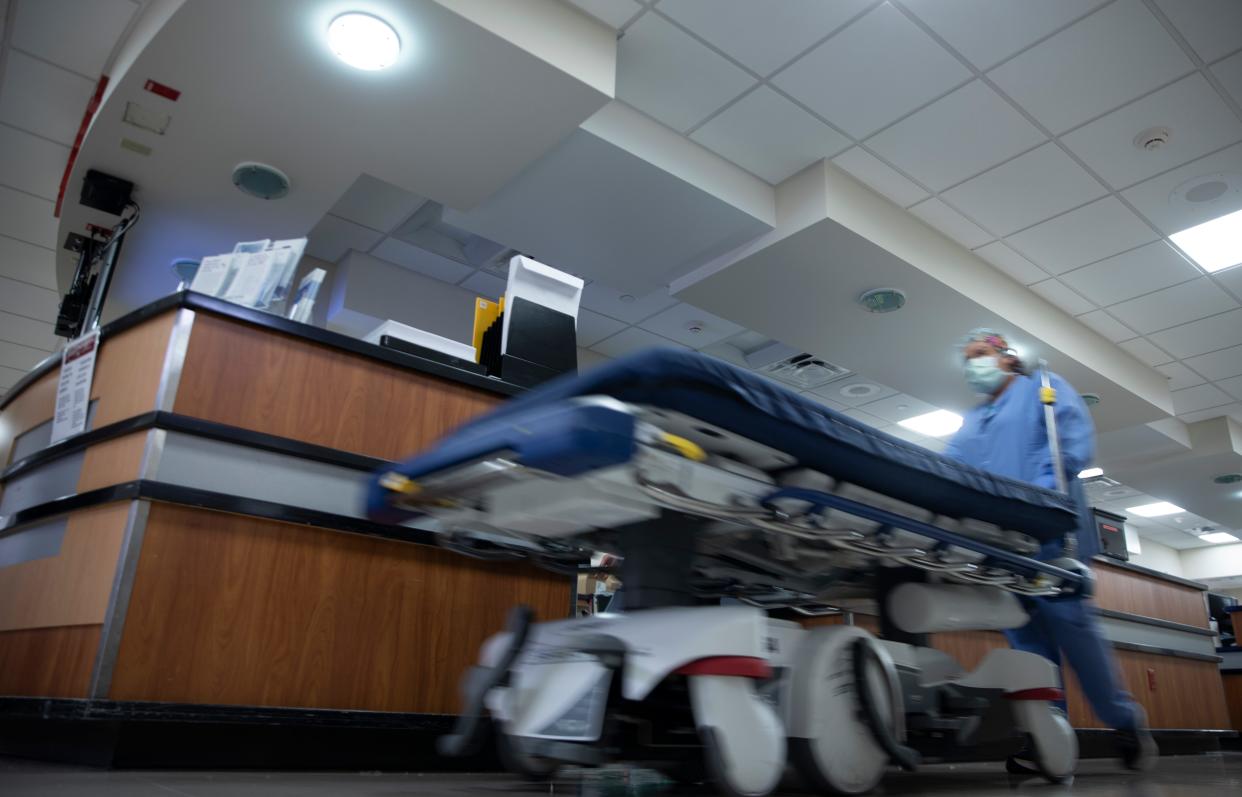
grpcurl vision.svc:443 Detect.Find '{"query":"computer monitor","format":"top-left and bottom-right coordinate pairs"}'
top-left (1208, 592), bottom-right (1237, 647)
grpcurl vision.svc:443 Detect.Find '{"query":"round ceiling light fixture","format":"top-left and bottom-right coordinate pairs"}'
top-left (1214, 473), bottom-right (1242, 485)
top-left (231, 162), bottom-right (290, 200)
top-left (858, 288), bottom-right (906, 313)
top-left (1170, 171), bottom-right (1242, 208)
top-left (839, 383), bottom-right (881, 400)
top-left (1081, 393), bottom-right (1101, 407)
top-left (328, 12), bottom-right (400, 71)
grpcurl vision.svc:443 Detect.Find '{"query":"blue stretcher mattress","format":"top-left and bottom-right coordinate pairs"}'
top-left (369, 349), bottom-right (1080, 541)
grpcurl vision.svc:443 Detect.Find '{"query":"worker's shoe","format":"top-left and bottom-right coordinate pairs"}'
top-left (1117, 706), bottom-right (1158, 771)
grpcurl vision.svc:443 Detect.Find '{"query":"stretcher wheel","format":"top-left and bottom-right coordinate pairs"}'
top-left (787, 626), bottom-right (900, 794)
top-left (689, 675), bottom-right (785, 797)
top-left (1013, 702), bottom-right (1077, 783)
top-left (496, 733), bottom-right (559, 781)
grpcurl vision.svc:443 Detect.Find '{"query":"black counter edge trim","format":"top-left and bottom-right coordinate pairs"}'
top-left (1095, 608), bottom-right (1216, 636)
top-left (1111, 640), bottom-right (1222, 663)
top-left (1093, 555), bottom-right (1210, 591)
top-left (0, 290), bottom-right (525, 412)
top-left (2, 411), bottom-right (391, 484)
top-left (0, 697), bottom-right (454, 730)
top-left (0, 479), bottom-right (437, 548)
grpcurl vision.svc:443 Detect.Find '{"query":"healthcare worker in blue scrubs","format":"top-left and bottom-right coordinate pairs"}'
top-left (944, 328), bottom-right (1156, 773)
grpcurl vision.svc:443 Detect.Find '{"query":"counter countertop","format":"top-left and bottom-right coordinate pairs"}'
top-left (1093, 555), bottom-right (1209, 592)
top-left (0, 291), bottom-right (525, 410)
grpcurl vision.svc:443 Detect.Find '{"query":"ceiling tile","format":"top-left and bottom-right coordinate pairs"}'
top-left (856, 392), bottom-right (937, 424)
top-left (0, 51), bottom-right (95, 145)
top-left (637, 302), bottom-right (744, 348)
top-left (771, 2), bottom-right (970, 138)
top-left (0, 234), bottom-right (56, 290)
top-left (0, 339), bottom-right (48, 371)
top-left (0, 184), bottom-right (56, 249)
top-left (1120, 141), bottom-right (1242, 235)
top-left (0, 275), bottom-right (57, 321)
top-left (974, 241), bottom-right (1049, 285)
top-left (941, 143), bottom-right (1106, 236)
top-left (1214, 51), bottom-right (1242, 107)
top-left (799, 390), bottom-right (849, 412)
top-left (690, 86), bottom-right (850, 184)
top-left (1176, 403), bottom-right (1241, 424)
top-left (567, 0), bottom-right (642, 28)
top-left (866, 80), bottom-right (1045, 191)
top-left (884, 425), bottom-right (933, 447)
top-left (1184, 343), bottom-right (1242, 381)
top-left (1029, 279), bottom-right (1096, 315)
top-left (459, 270), bottom-right (507, 301)
top-left (1154, 0), bottom-right (1242, 63)
top-left (900, 0), bottom-right (1106, 70)
top-left (1218, 374), bottom-right (1242, 400)
top-left (0, 309), bottom-right (56, 351)
top-left (908, 198), bottom-right (994, 248)
top-left (1076, 309), bottom-right (1135, 343)
top-left (1155, 361), bottom-right (1205, 391)
top-left (1122, 332), bottom-right (1167, 364)
top-left (657, 0), bottom-right (873, 76)
top-left (1216, 261), bottom-right (1242, 300)
top-left (812, 379), bottom-right (899, 407)
top-left (1171, 382), bottom-right (1233, 415)
top-left (1007, 197), bottom-right (1156, 274)
top-left (12, 0), bottom-right (136, 77)
top-left (328, 175), bottom-right (427, 234)
top-left (617, 13), bottom-right (756, 133)
top-left (305, 215), bottom-right (383, 263)
top-left (831, 148), bottom-right (929, 207)
top-left (1148, 308), bottom-right (1242, 358)
top-left (1062, 74), bottom-right (1242, 189)
top-left (576, 308), bottom-right (628, 347)
top-left (987, 0), bottom-right (1193, 134)
top-left (0, 124), bottom-right (68, 201)
top-left (1060, 240), bottom-right (1200, 305)
top-left (1107, 278), bottom-right (1238, 334)
top-left (581, 283), bottom-right (678, 323)
top-left (0, 365), bottom-right (27, 392)
top-left (591, 326), bottom-right (689, 358)
top-left (841, 407), bottom-right (892, 429)
top-left (370, 237), bottom-right (473, 284)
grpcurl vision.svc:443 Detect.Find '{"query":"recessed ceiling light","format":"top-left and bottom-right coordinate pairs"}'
top-left (1126, 501), bottom-right (1185, 518)
top-left (1081, 393), bottom-right (1101, 407)
top-left (898, 409), bottom-right (963, 438)
top-left (1213, 473), bottom-right (1242, 485)
top-left (328, 12), bottom-right (400, 71)
top-left (858, 288), bottom-right (906, 313)
top-left (1169, 208), bottom-right (1242, 273)
top-left (1200, 531), bottom-right (1239, 544)
top-left (1078, 467), bottom-right (1103, 479)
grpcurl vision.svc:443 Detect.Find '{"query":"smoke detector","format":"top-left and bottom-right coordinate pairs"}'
top-left (1133, 126), bottom-right (1171, 152)
top-left (685, 320), bottom-right (705, 335)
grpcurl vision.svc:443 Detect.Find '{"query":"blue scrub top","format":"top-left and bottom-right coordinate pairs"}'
top-left (944, 371), bottom-right (1099, 559)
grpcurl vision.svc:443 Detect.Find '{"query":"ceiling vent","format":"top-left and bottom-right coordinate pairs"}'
top-left (756, 353), bottom-right (851, 390)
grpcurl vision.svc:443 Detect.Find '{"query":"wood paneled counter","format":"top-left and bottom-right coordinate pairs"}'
top-left (0, 293), bottom-right (568, 733)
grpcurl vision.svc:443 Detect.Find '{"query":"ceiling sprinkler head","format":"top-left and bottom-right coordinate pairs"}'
top-left (1133, 126), bottom-right (1171, 152)
top-left (686, 321), bottom-right (705, 335)
top-left (618, 294), bottom-right (636, 304)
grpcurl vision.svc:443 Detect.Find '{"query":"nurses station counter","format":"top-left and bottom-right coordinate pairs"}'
top-left (0, 291), bottom-right (1233, 765)
top-left (0, 291), bottom-right (570, 766)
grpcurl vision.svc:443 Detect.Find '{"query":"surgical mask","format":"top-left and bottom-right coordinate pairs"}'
top-left (964, 355), bottom-right (1008, 395)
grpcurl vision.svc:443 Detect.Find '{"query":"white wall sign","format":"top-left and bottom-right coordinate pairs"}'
top-left (50, 331), bottom-right (100, 444)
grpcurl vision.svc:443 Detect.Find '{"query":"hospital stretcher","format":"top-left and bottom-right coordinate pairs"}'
top-left (367, 349), bottom-right (1091, 795)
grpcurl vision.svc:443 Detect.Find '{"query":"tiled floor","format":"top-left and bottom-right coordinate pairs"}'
top-left (1, 753), bottom-right (1239, 795)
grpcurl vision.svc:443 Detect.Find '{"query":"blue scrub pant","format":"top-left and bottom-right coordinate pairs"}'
top-left (1004, 595), bottom-right (1138, 731)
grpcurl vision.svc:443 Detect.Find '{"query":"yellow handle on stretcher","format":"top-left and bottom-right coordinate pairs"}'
top-left (379, 472), bottom-right (420, 495)
top-left (1039, 385), bottom-right (1057, 405)
top-left (659, 432), bottom-right (707, 462)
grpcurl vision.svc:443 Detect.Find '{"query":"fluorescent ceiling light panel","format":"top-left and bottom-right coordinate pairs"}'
top-left (1200, 531), bottom-right (1240, 544)
top-left (1126, 501), bottom-right (1184, 517)
top-left (1169, 208), bottom-right (1242, 273)
top-left (898, 409), bottom-right (963, 437)
top-left (1078, 467), bottom-right (1103, 479)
